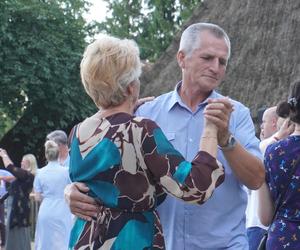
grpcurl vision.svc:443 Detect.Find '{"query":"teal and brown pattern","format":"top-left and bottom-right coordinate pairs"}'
top-left (69, 112), bottom-right (224, 250)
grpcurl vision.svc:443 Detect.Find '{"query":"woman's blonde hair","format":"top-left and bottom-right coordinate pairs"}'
top-left (44, 140), bottom-right (59, 162)
top-left (80, 35), bottom-right (142, 108)
top-left (22, 154), bottom-right (38, 175)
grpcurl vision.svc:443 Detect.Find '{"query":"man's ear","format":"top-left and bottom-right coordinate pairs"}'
top-left (177, 51), bottom-right (185, 69)
top-left (272, 118), bottom-right (278, 129)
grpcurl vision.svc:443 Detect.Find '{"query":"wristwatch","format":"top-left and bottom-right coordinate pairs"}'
top-left (219, 134), bottom-right (237, 151)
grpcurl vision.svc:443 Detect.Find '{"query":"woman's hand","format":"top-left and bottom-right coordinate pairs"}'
top-left (0, 148), bottom-right (13, 167)
top-left (275, 118), bottom-right (295, 139)
top-left (0, 148), bottom-right (8, 158)
top-left (134, 96), bottom-right (155, 112)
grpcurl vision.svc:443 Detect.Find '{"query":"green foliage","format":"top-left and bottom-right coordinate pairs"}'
top-left (0, 0), bottom-right (96, 162)
top-left (0, 0), bottom-right (201, 163)
top-left (98, 0), bottom-right (201, 61)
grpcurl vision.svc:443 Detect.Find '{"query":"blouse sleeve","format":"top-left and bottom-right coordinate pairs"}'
top-left (6, 164), bottom-right (33, 181)
top-left (141, 119), bottom-right (225, 204)
top-left (33, 173), bottom-right (42, 193)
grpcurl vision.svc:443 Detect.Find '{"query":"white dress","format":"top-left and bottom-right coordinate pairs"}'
top-left (34, 161), bottom-right (73, 250)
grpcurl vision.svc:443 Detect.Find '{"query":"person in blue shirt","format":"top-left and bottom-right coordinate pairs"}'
top-left (65, 22), bottom-right (265, 249)
top-left (46, 130), bottom-right (70, 168)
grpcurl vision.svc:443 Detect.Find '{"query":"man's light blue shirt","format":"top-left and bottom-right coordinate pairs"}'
top-left (136, 84), bottom-right (262, 250)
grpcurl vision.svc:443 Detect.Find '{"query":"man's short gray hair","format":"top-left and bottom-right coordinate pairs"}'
top-left (46, 130), bottom-right (68, 145)
top-left (179, 22), bottom-right (231, 59)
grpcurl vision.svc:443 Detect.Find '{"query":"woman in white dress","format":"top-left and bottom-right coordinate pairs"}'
top-left (34, 140), bottom-right (73, 250)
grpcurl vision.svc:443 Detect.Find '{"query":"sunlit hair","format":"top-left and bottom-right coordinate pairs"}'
top-left (179, 22), bottom-right (231, 60)
top-left (80, 35), bottom-right (142, 109)
top-left (44, 140), bottom-right (59, 162)
top-left (22, 154), bottom-right (38, 175)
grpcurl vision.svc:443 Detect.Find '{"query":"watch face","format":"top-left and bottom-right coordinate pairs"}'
top-left (229, 135), bottom-right (237, 147)
top-left (221, 134), bottom-right (237, 151)
top-left (229, 135), bottom-right (235, 146)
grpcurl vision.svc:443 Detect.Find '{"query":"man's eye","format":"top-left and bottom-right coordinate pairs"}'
top-left (219, 59), bottom-right (227, 66)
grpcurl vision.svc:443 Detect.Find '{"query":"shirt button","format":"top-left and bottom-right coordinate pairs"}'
top-left (189, 138), bottom-right (193, 142)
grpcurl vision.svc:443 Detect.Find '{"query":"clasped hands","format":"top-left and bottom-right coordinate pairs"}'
top-left (203, 97), bottom-right (234, 146)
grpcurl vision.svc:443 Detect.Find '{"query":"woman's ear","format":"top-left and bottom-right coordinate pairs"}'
top-left (126, 82), bottom-right (134, 96)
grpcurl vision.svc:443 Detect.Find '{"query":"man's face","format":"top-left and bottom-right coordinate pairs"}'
top-left (260, 110), bottom-right (278, 140)
top-left (178, 30), bottom-right (229, 93)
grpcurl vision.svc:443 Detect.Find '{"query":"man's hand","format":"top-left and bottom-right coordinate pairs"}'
top-left (134, 96), bottom-right (155, 112)
top-left (204, 97), bottom-right (234, 146)
top-left (64, 182), bottom-right (98, 221)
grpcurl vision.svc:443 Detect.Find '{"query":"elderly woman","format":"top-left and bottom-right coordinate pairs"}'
top-left (258, 80), bottom-right (300, 249)
top-left (0, 150), bottom-right (36, 250)
top-left (68, 35), bottom-right (226, 249)
top-left (34, 140), bottom-right (72, 250)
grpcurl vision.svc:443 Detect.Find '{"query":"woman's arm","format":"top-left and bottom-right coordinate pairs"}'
top-left (142, 119), bottom-right (224, 205)
top-left (258, 181), bottom-right (275, 226)
top-left (0, 175), bottom-right (16, 182)
top-left (0, 148), bottom-right (13, 167)
top-left (32, 192), bottom-right (43, 202)
top-left (0, 149), bottom-right (33, 180)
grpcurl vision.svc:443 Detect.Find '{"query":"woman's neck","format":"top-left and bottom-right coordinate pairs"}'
top-left (100, 100), bottom-right (134, 118)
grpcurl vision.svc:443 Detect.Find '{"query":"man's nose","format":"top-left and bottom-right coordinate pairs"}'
top-left (209, 58), bottom-right (220, 72)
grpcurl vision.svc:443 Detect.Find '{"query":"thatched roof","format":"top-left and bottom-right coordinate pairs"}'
top-left (140, 0), bottom-right (300, 119)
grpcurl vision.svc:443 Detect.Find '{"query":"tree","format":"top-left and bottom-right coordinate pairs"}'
top-left (0, 0), bottom-right (201, 165)
top-left (98, 0), bottom-right (201, 61)
top-left (0, 0), bottom-right (96, 164)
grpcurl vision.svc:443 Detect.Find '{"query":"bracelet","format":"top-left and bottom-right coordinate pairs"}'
top-left (201, 136), bottom-right (218, 139)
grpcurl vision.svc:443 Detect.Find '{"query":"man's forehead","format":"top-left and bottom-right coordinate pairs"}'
top-left (195, 46), bottom-right (229, 61)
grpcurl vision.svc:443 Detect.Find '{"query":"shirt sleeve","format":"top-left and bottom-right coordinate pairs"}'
top-left (33, 173), bottom-right (42, 193)
top-left (141, 119), bottom-right (225, 204)
top-left (233, 104), bottom-right (263, 160)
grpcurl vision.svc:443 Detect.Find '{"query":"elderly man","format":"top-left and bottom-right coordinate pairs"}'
top-left (46, 130), bottom-right (70, 167)
top-left (65, 23), bottom-right (265, 249)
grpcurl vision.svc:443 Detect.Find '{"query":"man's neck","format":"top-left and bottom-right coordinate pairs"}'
top-left (179, 84), bottom-right (211, 112)
top-left (59, 151), bottom-right (69, 163)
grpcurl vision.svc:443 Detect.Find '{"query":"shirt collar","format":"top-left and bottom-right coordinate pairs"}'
top-left (166, 81), bottom-right (218, 112)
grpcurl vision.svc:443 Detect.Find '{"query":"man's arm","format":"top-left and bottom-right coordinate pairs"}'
top-left (219, 143), bottom-right (264, 189)
top-left (257, 182), bottom-right (274, 226)
top-left (64, 182), bottom-right (98, 221)
top-left (204, 98), bottom-right (265, 190)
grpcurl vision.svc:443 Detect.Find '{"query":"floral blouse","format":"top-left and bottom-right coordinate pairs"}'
top-left (69, 112), bottom-right (225, 250)
top-left (264, 135), bottom-right (300, 249)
